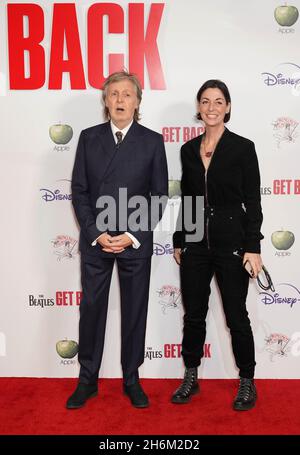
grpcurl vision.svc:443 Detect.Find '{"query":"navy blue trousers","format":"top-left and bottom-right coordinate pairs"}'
top-left (78, 254), bottom-right (151, 386)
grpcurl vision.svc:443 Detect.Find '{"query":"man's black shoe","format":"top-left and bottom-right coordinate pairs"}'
top-left (233, 377), bottom-right (257, 411)
top-left (123, 382), bottom-right (149, 408)
top-left (66, 383), bottom-right (98, 409)
top-left (171, 367), bottom-right (199, 404)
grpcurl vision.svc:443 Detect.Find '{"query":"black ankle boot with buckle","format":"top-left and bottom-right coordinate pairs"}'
top-left (171, 367), bottom-right (199, 404)
top-left (233, 377), bottom-right (257, 411)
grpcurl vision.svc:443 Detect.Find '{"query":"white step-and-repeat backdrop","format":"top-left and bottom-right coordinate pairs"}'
top-left (1, 0), bottom-right (300, 378)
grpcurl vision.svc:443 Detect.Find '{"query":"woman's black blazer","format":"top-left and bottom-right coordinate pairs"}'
top-left (173, 128), bottom-right (263, 253)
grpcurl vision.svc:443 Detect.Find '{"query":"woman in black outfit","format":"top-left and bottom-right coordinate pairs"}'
top-left (172, 80), bottom-right (263, 411)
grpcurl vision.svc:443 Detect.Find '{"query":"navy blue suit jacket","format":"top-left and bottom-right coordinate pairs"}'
top-left (71, 121), bottom-right (168, 258)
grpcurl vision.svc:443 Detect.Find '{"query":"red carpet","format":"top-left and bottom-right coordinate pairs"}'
top-left (0, 378), bottom-right (299, 435)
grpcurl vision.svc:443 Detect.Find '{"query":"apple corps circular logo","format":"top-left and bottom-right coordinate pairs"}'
top-left (168, 179), bottom-right (181, 198)
top-left (56, 338), bottom-right (78, 359)
top-left (271, 229), bottom-right (295, 250)
top-left (49, 123), bottom-right (73, 145)
top-left (274, 4), bottom-right (299, 27)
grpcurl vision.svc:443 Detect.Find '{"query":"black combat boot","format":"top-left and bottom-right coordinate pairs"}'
top-left (233, 377), bottom-right (257, 411)
top-left (171, 367), bottom-right (199, 404)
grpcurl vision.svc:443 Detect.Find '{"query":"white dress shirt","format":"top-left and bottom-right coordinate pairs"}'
top-left (91, 120), bottom-right (141, 249)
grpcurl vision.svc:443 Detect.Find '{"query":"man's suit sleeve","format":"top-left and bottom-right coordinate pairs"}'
top-left (150, 134), bottom-right (168, 204)
top-left (126, 134), bottom-right (168, 243)
top-left (173, 145), bottom-right (185, 248)
top-left (71, 131), bottom-right (102, 244)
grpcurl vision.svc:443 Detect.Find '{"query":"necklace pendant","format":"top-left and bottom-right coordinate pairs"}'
top-left (205, 151), bottom-right (213, 158)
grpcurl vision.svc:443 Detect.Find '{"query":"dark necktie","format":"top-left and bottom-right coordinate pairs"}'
top-left (115, 131), bottom-right (123, 146)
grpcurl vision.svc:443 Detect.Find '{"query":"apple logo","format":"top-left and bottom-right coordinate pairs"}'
top-left (271, 229), bottom-right (295, 250)
top-left (56, 339), bottom-right (78, 359)
top-left (49, 123), bottom-right (73, 145)
top-left (274, 4), bottom-right (299, 26)
top-left (168, 180), bottom-right (181, 198)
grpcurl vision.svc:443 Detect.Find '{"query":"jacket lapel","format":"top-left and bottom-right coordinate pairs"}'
top-left (95, 122), bottom-right (118, 182)
top-left (118, 120), bottom-right (139, 149)
top-left (95, 121), bottom-right (142, 187)
top-left (105, 121), bottom-right (140, 174)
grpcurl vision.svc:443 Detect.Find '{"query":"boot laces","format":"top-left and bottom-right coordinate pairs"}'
top-left (175, 369), bottom-right (197, 397)
top-left (237, 378), bottom-right (253, 401)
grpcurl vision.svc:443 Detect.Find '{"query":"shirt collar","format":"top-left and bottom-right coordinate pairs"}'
top-left (110, 120), bottom-right (133, 142)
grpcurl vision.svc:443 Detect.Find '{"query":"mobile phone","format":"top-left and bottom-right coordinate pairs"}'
top-left (243, 260), bottom-right (254, 277)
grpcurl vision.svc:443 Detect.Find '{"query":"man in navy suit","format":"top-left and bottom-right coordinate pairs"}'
top-left (66, 71), bottom-right (168, 409)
